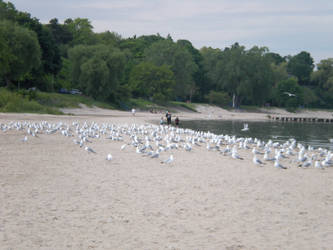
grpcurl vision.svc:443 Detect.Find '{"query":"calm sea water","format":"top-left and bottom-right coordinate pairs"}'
top-left (179, 120), bottom-right (333, 150)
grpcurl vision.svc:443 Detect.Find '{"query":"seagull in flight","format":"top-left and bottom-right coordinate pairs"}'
top-left (241, 123), bottom-right (249, 131)
top-left (284, 92), bottom-right (296, 97)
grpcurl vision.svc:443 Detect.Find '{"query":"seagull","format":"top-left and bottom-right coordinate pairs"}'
top-left (85, 146), bottom-right (96, 153)
top-left (161, 155), bottom-right (174, 164)
top-left (299, 159), bottom-right (312, 168)
top-left (264, 152), bottom-right (276, 161)
top-left (314, 161), bottom-right (324, 169)
top-left (106, 153), bottom-right (112, 161)
top-left (252, 147), bottom-right (263, 155)
top-left (241, 123), bottom-right (249, 131)
top-left (120, 144), bottom-right (127, 150)
top-left (253, 155), bottom-right (265, 166)
top-left (274, 159), bottom-right (287, 169)
top-left (184, 143), bottom-right (192, 152)
top-left (21, 136), bottom-right (28, 142)
top-left (284, 92), bottom-right (296, 97)
top-left (231, 151), bottom-right (243, 160)
top-left (151, 151), bottom-right (160, 158)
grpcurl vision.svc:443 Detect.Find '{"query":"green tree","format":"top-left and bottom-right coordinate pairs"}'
top-left (274, 77), bottom-right (303, 107)
top-left (311, 58), bottom-right (333, 107)
top-left (0, 20), bottom-right (41, 86)
top-left (64, 18), bottom-right (97, 46)
top-left (265, 52), bottom-right (286, 65)
top-left (271, 61), bottom-right (289, 85)
top-left (302, 86), bottom-right (318, 107)
top-left (287, 51), bottom-right (314, 85)
top-left (68, 44), bottom-right (126, 101)
top-left (96, 31), bottom-right (122, 47)
top-left (46, 18), bottom-right (73, 46)
top-left (177, 39), bottom-right (206, 101)
top-left (200, 46), bottom-right (223, 92)
top-left (144, 39), bottom-right (198, 100)
top-left (243, 46), bottom-right (275, 105)
top-left (205, 90), bottom-right (230, 107)
top-left (129, 62), bottom-right (175, 102)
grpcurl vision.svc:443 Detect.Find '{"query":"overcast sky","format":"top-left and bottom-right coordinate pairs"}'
top-left (9, 0), bottom-right (333, 63)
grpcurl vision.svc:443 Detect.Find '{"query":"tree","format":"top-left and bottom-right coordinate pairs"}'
top-left (46, 18), bottom-right (73, 46)
top-left (68, 44), bottom-right (126, 101)
top-left (311, 58), bottom-right (333, 90)
top-left (274, 77), bottom-right (303, 107)
top-left (129, 62), bottom-right (175, 102)
top-left (271, 61), bottom-right (289, 85)
top-left (64, 18), bottom-right (97, 46)
top-left (287, 51), bottom-right (314, 85)
top-left (311, 58), bottom-right (333, 107)
top-left (265, 52), bottom-right (285, 65)
top-left (177, 39), bottom-right (206, 101)
top-left (144, 39), bottom-right (198, 100)
top-left (243, 46), bottom-right (275, 105)
top-left (205, 90), bottom-right (230, 107)
top-left (96, 31), bottom-right (122, 47)
top-left (0, 20), bottom-right (41, 86)
top-left (200, 46), bottom-right (223, 93)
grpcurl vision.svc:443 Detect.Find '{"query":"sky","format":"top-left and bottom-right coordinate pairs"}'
top-left (9, 0), bottom-right (333, 63)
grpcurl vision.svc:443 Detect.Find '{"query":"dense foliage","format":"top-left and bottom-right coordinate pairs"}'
top-left (1, 0), bottom-right (333, 109)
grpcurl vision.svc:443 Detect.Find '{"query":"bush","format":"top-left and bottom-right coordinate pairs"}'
top-left (0, 88), bottom-right (62, 114)
top-left (205, 90), bottom-right (231, 107)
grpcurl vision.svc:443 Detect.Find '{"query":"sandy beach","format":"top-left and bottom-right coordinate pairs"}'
top-left (1, 105), bottom-right (333, 249)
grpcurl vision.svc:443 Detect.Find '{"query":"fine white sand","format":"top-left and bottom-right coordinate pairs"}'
top-left (1, 105), bottom-right (333, 249)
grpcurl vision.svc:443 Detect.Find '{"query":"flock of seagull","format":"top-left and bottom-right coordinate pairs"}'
top-left (1, 120), bottom-right (333, 170)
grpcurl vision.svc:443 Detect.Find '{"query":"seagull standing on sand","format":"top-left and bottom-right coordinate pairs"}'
top-left (161, 155), bottom-right (174, 164)
top-left (274, 159), bottom-right (287, 169)
top-left (106, 153), bottom-right (112, 161)
top-left (85, 146), bottom-right (96, 153)
top-left (253, 155), bottom-right (264, 166)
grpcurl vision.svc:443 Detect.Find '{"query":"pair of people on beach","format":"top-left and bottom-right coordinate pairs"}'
top-left (161, 111), bottom-right (179, 126)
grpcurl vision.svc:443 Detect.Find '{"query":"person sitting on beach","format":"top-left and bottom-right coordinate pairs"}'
top-left (175, 116), bottom-right (179, 126)
top-left (160, 117), bottom-right (164, 125)
top-left (131, 108), bottom-right (136, 116)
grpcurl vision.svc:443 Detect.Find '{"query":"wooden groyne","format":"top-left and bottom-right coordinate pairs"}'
top-left (268, 115), bottom-right (333, 123)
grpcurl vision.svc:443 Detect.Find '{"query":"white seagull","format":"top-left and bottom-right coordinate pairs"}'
top-left (161, 155), bottom-right (174, 164)
top-left (284, 92), bottom-right (296, 97)
top-left (106, 153), bottom-right (112, 161)
top-left (274, 159), bottom-right (287, 169)
top-left (241, 123), bottom-right (249, 131)
top-left (85, 146), bottom-right (96, 153)
top-left (253, 155), bottom-right (264, 166)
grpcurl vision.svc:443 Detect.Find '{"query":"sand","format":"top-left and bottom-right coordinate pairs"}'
top-left (1, 105), bottom-right (333, 249)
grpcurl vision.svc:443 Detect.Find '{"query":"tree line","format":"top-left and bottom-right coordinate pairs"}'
top-left (1, 0), bottom-right (333, 109)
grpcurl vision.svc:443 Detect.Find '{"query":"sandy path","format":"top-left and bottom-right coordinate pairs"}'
top-left (1, 108), bottom-right (333, 249)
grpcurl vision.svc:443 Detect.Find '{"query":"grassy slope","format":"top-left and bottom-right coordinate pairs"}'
top-left (0, 88), bottom-right (116, 115)
top-left (0, 89), bottom-right (197, 115)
